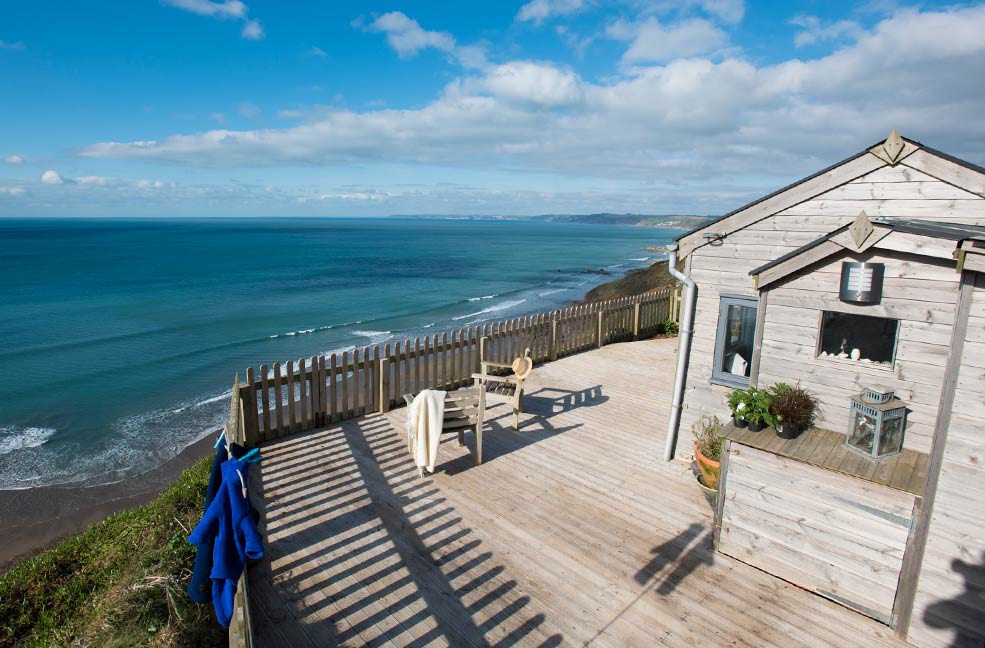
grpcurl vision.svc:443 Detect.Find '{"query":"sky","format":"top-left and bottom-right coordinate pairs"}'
top-left (1, 0), bottom-right (984, 217)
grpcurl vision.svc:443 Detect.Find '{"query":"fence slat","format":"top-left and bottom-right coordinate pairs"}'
top-left (259, 364), bottom-right (271, 441)
top-left (286, 360), bottom-right (298, 434)
top-left (299, 358), bottom-right (309, 431)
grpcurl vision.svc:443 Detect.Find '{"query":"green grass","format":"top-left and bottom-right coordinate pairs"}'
top-left (0, 455), bottom-right (226, 648)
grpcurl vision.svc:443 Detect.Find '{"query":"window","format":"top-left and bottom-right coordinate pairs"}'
top-left (817, 311), bottom-right (898, 367)
top-left (712, 295), bottom-right (758, 388)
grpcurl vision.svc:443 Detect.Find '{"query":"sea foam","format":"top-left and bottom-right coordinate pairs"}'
top-left (0, 426), bottom-right (56, 456)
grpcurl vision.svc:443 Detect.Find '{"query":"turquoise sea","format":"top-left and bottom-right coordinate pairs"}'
top-left (0, 217), bottom-right (678, 489)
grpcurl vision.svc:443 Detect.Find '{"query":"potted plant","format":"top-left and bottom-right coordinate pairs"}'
top-left (743, 387), bottom-right (773, 432)
top-left (768, 383), bottom-right (819, 439)
top-left (692, 415), bottom-right (723, 490)
top-left (726, 388), bottom-right (750, 428)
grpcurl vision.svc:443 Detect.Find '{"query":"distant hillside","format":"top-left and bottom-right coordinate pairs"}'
top-left (532, 213), bottom-right (710, 229)
top-left (398, 213), bottom-right (711, 229)
top-left (581, 261), bottom-right (681, 303)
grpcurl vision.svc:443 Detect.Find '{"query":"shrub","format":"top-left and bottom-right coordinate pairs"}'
top-left (769, 383), bottom-right (819, 430)
top-left (741, 387), bottom-right (774, 427)
top-left (657, 318), bottom-right (679, 335)
top-left (692, 414), bottom-right (723, 461)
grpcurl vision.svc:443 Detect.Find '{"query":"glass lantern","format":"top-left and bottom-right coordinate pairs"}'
top-left (846, 386), bottom-right (907, 460)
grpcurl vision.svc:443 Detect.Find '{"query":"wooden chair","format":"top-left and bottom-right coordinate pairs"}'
top-left (477, 347), bottom-right (533, 430)
top-left (403, 380), bottom-right (487, 472)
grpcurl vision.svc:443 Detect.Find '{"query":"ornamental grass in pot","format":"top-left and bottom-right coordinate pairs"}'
top-left (768, 383), bottom-right (819, 439)
top-left (692, 415), bottom-right (723, 490)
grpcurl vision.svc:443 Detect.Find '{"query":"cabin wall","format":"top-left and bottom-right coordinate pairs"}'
top-left (908, 274), bottom-right (985, 648)
top-left (756, 249), bottom-right (959, 454)
top-left (677, 159), bottom-right (985, 459)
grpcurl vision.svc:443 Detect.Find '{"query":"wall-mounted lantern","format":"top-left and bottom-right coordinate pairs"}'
top-left (846, 386), bottom-right (907, 460)
top-left (840, 262), bottom-right (885, 304)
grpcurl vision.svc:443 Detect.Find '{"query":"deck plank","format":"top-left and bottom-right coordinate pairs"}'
top-left (248, 337), bottom-right (906, 648)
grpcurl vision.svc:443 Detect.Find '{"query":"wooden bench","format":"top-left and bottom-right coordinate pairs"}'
top-left (403, 380), bottom-right (487, 471)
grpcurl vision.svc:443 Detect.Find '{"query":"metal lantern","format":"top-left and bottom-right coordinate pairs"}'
top-left (840, 262), bottom-right (885, 304)
top-left (846, 386), bottom-right (907, 460)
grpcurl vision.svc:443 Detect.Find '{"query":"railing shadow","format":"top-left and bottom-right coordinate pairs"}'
top-left (249, 415), bottom-right (565, 647)
top-left (522, 385), bottom-right (608, 421)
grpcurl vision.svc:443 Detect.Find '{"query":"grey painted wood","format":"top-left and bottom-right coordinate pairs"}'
top-left (748, 289), bottom-right (769, 388)
top-left (895, 270), bottom-right (976, 641)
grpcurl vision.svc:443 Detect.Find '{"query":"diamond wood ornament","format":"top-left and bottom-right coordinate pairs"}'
top-left (850, 210), bottom-right (875, 249)
top-left (883, 129), bottom-right (904, 164)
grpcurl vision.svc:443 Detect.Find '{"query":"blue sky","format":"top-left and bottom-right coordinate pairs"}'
top-left (2, 0), bottom-right (984, 217)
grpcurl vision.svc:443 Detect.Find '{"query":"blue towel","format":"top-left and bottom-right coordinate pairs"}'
top-left (187, 443), bottom-right (235, 604)
top-left (187, 452), bottom-right (263, 627)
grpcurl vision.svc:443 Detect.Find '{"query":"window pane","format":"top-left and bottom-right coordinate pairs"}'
top-left (818, 311), bottom-right (898, 365)
top-left (719, 303), bottom-right (756, 378)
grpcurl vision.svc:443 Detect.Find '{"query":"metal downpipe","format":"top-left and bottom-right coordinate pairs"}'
top-left (663, 242), bottom-right (696, 461)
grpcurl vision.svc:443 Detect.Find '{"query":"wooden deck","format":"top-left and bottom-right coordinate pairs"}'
top-left (247, 337), bottom-right (907, 648)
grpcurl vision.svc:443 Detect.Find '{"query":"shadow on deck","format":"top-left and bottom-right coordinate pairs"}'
top-left (248, 338), bottom-right (906, 648)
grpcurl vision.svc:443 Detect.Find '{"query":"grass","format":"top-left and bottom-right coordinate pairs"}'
top-left (581, 262), bottom-right (678, 303)
top-left (0, 455), bottom-right (226, 648)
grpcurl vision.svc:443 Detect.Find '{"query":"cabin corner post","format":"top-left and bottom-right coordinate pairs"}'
top-left (747, 288), bottom-right (769, 388)
top-left (891, 269), bottom-right (976, 639)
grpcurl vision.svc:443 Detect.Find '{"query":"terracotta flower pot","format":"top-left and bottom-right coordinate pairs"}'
top-left (693, 442), bottom-right (721, 491)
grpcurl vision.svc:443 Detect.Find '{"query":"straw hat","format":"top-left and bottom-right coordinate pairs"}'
top-left (511, 355), bottom-right (533, 380)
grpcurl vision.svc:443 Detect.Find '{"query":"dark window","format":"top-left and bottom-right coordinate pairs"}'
top-left (817, 311), bottom-right (898, 366)
top-left (712, 295), bottom-right (758, 388)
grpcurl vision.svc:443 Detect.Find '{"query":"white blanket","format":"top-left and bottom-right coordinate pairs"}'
top-left (406, 389), bottom-right (446, 474)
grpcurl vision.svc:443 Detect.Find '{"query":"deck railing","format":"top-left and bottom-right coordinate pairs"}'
top-left (235, 288), bottom-right (676, 446)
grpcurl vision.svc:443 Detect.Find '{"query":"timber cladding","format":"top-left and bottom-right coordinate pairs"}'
top-left (717, 443), bottom-right (916, 625)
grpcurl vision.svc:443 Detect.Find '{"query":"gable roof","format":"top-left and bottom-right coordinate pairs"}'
top-left (748, 219), bottom-right (985, 290)
top-left (675, 133), bottom-right (985, 258)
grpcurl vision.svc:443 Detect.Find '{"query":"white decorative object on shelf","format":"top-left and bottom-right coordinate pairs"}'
top-left (851, 348), bottom-right (861, 361)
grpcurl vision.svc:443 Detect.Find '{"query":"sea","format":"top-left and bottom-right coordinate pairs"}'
top-left (0, 217), bottom-right (679, 489)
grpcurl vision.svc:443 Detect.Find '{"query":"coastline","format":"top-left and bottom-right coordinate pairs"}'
top-left (0, 264), bottom-right (661, 572)
top-left (0, 432), bottom-right (217, 572)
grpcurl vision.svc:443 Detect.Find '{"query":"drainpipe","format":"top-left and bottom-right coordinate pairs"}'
top-left (664, 242), bottom-right (697, 462)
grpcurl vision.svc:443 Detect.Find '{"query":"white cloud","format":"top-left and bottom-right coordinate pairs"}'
top-left (4, 154), bottom-right (24, 164)
top-left (0, 187), bottom-right (25, 196)
top-left (41, 170), bottom-right (64, 185)
top-left (162, 0), bottom-right (263, 41)
top-left (0, 40), bottom-right (25, 51)
top-left (75, 175), bottom-right (112, 186)
top-left (241, 19), bottom-right (264, 40)
top-left (366, 12), bottom-right (455, 58)
top-left (694, 0), bottom-right (744, 25)
top-left (610, 16), bottom-right (727, 62)
top-left (516, 0), bottom-right (588, 24)
top-left (791, 16), bottom-right (863, 47)
top-left (308, 46), bottom-right (327, 58)
top-left (298, 191), bottom-right (389, 203)
top-left (80, 5), bottom-right (985, 208)
top-left (162, 0), bottom-right (246, 19)
top-left (239, 102), bottom-right (261, 119)
top-left (362, 11), bottom-right (486, 69)
top-left (210, 112), bottom-right (227, 123)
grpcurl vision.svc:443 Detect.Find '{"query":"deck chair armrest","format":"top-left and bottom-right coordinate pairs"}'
top-left (472, 373), bottom-right (514, 384)
top-left (481, 361), bottom-right (513, 370)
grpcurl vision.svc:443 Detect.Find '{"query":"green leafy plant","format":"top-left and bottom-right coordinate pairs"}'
top-left (742, 387), bottom-right (775, 427)
top-left (726, 388), bottom-right (751, 420)
top-left (768, 383), bottom-right (819, 430)
top-left (692, 414), bottom-right (723, 462)
top-left (657, 318), bottom-right (679, 335)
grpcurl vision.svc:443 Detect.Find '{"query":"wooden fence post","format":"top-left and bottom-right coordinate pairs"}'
top-left (632, 302), bottom-right (641, 341)
top-left (479, 335), bottom-right (488, 367)
top-left (379, 357), bottom-right (390, 413)
top-left (240, 370), bottom-right (260, 448)
top-left (549, 318), bottom-right (558, 361)
top-left (597, 310), bottom-right (605, 349)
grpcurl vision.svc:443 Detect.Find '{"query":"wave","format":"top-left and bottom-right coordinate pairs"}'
top-left (0, 426), bottom-right (56, 457)
top-left (172, 390), bottom-right (231, 413)
top-left (353, 330), bottom-right (391, 339)
top-left (628, 257), bottom-right (649, 262)
top-left (268, 321), bottom-right (363, 339)
top-left (453, 298), bottom-right (527, 322)
top-left (467, 294), bottom-right (498, 302)
top-left (538, 288), bottom-right (567, 297)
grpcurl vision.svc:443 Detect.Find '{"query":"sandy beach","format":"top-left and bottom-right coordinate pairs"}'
top-left (0, 433), bottom-right (217, 572)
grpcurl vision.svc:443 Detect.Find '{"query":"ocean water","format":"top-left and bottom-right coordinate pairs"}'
top-left (0, 217), bottom-right (678, 489)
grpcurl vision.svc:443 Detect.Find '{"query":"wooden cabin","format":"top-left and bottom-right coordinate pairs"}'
top-left (668, 131), bottom-right (985, 647)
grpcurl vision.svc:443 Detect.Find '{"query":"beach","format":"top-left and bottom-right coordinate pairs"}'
top-left (0, 433), bottom-right (216, 571)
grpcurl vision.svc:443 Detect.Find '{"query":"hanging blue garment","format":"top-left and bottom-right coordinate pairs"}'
top-left (187, 442), bottom-right (241, 604)
top-left (187, 453), bottom-right (263, 627)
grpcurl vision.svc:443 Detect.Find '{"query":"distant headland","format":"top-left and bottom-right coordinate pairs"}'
top-left (397, 213), bottom-right (712, 229)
